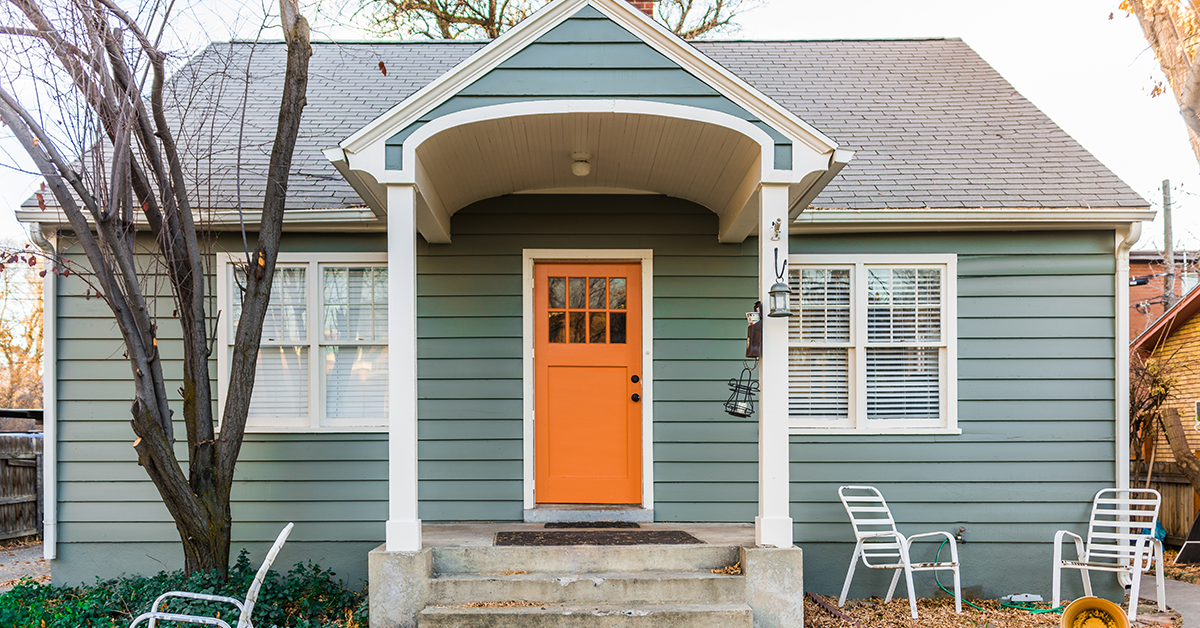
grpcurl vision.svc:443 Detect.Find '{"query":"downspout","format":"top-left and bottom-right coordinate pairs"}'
top-left (29, 223), bottom-right (56, 560)
top-left (1115, 222), bottom-right (1141, 491)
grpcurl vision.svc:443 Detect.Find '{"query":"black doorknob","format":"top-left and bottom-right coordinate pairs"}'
top-left (631, 375), bottom-right (640, 383)
top-left (631, 393), bottom-right (641, 402)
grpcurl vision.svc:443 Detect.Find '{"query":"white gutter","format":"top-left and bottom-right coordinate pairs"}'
top-left (1116, 223), bottom-right (1142, 490)
top-left (793, 208), bottom-right (1158, 232)
top-left (14, 207), bottom-right (381, 231)
top-left (29, 223), bottom-right (56, 561)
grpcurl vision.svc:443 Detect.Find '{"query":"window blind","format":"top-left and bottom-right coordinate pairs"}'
top-left (325, 346), bottom-right (389, 420)
top-left (789, 347), bottom-right (849, 419)
top-left (789, 268), bottom-right (851, 421)
top-left (866, 348), bottom-right (939, 420)
top-left (322, 267), bottom-right (388, 423)
top-left (245, 346), bottom-right (309, 419)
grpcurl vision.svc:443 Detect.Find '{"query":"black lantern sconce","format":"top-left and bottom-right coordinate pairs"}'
top-left (767, 248), bottom-right (791, 317)
top-left (724, 362), bottom-right (759, 418)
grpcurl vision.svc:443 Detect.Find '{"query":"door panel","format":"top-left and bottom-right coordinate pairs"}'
top-left (535, 262), bottom-right (642, 504)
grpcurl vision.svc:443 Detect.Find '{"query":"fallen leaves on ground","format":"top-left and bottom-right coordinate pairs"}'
top-left (804, 594), bottom-right (1060, 628)
top-left (456, 600), bottom-right (545, 608)
top-left (804, 594), bottom-right (1183, 628)
top-left (712, 562), bottom-right (742, 575)
top-left (1155, 549), bottom-right (1200, 583)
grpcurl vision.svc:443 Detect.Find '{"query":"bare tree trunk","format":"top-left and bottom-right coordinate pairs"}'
top-left (1125, 0), bottom-right (1200, 165)
top-left (1162, 408), bottom-right (1200, 494)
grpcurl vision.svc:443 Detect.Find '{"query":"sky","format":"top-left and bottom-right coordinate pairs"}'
top-left (0, 0), bottom-right (1193, 251)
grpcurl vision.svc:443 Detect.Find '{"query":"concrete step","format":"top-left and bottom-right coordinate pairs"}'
top-left (418, 602), bottom-right (754, 628)
top-left (430, 571), bottom-right (746, 605)
top-left (432, 545), bottom-right (741, 575)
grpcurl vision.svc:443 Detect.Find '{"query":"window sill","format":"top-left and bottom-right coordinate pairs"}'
top-left (239, 426), bottom-right (388, 434)
top-left (789, 427), bottom-right (962, 436)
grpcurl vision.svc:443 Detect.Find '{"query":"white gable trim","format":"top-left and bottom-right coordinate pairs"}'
top-left (338, 0), bottom-right (837, 160)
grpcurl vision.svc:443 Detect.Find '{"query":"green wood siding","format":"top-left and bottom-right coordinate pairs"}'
top-left (52, 234), bottom-right (389, 585)
top-left (415, 195), bottom-right (756, 520)
top-left (788, 231), bottom-right (1117, 552)
top-left (384, 6), bottom-right (792, 170)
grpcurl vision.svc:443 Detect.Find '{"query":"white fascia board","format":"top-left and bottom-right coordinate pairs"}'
top-left (338, 0), bottom-right (837, 161)
top-left (792, 208), bottom-right (1158, 233)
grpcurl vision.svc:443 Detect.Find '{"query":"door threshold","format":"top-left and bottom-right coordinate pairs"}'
top-left (524, 504), bottom-right (654, 523)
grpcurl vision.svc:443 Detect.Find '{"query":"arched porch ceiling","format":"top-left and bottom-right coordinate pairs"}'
top-left (329, 100), bottom-right (851, 244)
top-left (415, 110), bottom-right (761, 225)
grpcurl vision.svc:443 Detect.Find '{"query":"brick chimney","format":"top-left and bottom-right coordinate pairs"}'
top-left (628, 0), bottom-right (655, 17)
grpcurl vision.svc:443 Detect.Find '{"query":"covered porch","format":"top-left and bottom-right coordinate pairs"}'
top-left (326, 97), bottom-right (851, 552)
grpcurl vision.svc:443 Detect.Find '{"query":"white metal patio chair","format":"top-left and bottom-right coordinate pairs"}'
top-left (129, 522), bottom-right (294, 628)
top-left (1052, 488), bottom-right (1165, 622)
top-left (837, 485), bottom-right (961, 619)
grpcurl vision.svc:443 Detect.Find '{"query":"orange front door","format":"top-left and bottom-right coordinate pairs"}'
top-left (534, 263), bottom-right (642, 504)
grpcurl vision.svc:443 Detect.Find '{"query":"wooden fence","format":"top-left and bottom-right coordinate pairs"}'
top-left (0, 432), bottom-right (42, 541)
top-left (1132, 462), bottom-right (1199, 546)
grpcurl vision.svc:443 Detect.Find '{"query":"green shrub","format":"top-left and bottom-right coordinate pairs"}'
top-left (0, 551), bottom-right (368, 628)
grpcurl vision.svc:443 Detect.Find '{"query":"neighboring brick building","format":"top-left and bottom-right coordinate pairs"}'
top-left (1130, 251), bottom-right (1200, 341)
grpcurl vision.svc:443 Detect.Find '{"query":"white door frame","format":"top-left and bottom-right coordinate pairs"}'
top-left (521, 249), bottom-right (655, 510)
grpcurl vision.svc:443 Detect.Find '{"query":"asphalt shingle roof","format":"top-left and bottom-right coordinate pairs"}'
top-left (25, 38), bottom-right (1148, 213)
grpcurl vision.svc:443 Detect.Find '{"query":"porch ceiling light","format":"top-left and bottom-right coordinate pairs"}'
top-left (571, 151), bottom-right (591, 177)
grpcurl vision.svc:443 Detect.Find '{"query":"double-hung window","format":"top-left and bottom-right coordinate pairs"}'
top-left (788, 255), bottom-right (957, 433)
top-left (218, 253), bottom-right (389, 431)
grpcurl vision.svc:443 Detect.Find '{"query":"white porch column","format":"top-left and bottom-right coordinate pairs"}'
top-left (757, 182), bottom-right (794, 547)
top-left (386, 183), bottom-right (422, 552)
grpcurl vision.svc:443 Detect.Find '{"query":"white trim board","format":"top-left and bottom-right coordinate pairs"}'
top-left (521, 249), bottom-right (655, 511)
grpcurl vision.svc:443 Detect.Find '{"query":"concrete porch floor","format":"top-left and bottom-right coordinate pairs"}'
top-left (420, 522), bottom-right (758, 548)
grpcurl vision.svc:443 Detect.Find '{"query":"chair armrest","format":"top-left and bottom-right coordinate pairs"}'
top-left (905, 531), bottom-right (955, 543)
top-left (1053, 530), bottom-right (1086, 563)
top-left (129, 611), bottom-right (233, 628)
top-left (152, 591), bottom-right (245, 614)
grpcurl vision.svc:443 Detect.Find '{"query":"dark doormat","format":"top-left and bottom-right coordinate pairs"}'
top-left (544, 521), bottom-right (640, 529)
top-left (495, 530), bottom-right (703, 546)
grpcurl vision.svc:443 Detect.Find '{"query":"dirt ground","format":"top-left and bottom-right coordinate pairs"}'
top-left (0, 537), bottom-right (49, 592)
top-left (803, 593), bottom-right (1181, 628)
top-left (1161, 549), bottom-right (1200, 584)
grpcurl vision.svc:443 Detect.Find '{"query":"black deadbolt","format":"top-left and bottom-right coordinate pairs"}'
top-left (631, 393), bottom-right (641, 402)
top-left (631, 375), bottom-right (640, 383)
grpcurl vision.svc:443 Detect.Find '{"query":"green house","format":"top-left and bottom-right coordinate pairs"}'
top-left (19, 0), bottom-right (1154, 623)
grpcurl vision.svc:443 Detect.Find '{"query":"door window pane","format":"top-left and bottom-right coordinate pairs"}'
top-left (610, 312), bottom-right (626, 344)
top-left (589, 278), bottom-right (607, 309)
top-left (570, 311), bottom-right (587, 343)
top-left (609, 278), bottom-right (626, 309)
top-left (569, 278), bottom-right (586, 309)
top-left (589, 312), bottom-right (607, 343)
top-left (549, 277), bottom-right (566, 309)
top-left (548, 312), bottom-right (566, 343)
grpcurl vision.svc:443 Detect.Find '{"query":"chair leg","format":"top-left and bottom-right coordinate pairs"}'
top-left (1128, 566), bottom-right (1142, 622)
top-left (1154, 541), bottom-right (1167, 613)
top-left (1080, 569), bottom-right (1092, 598)
top-left (1052, 562), bottom-right (1062, 608)
top-left (838, 545), bottom-right (861, 608)
top-left (885, 569), bottom-right (901, 604)
top-left (952, 566), bottom-right (962, 614)
top-left (903, 565), bottom-right (918, 619)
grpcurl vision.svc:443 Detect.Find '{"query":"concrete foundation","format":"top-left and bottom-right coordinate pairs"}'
top-left (368, 546), bottom-right (432, 628)
top-left (742, 546), bottom-right (804, 628)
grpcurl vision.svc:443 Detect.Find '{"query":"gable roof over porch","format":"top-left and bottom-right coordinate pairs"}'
top-left (326, 0), bottom-right (850, 244)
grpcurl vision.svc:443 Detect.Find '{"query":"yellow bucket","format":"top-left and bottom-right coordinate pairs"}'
top-left (1060, 597), bottom-right (1129, 628)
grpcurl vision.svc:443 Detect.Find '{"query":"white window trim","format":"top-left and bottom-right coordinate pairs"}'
top-left (788, 254), bottom-right (959, 435)
top-left (521, 249), bottom-right (654, 511)
top-left (216, 251), bottom-right (389, 433)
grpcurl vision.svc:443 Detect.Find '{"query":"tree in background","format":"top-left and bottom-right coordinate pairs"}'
top-left (1121, 0), bottom-right (1200, 495)
top-left (0, 0), bottom-right (311, 577)
top-left (0, 246), bottom-right (42, 409)
top-left (343, 0), bottom-right (751, 39)
top-left (1122, 1), bottom-right (1200, 164)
